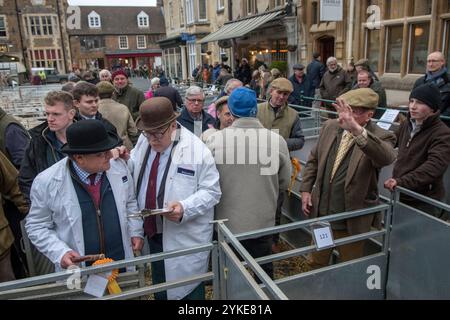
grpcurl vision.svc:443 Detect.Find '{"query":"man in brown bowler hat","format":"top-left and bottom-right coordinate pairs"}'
top-left (129, 97), bottom-right (221, 300)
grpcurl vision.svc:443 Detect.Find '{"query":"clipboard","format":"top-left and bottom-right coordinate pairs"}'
top-left (127, 208), bottom-right (173, 219)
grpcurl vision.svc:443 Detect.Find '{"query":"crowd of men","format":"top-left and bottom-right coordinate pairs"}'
top-left (0, 50), bottom-right (449, 300)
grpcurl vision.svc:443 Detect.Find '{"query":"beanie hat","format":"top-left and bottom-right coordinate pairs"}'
top-left (228, 87), bottom-right (257, 118)
top-left (409, 83), bottom-right (441, 112)
top-left (111, 69), bottom-right (128, 80)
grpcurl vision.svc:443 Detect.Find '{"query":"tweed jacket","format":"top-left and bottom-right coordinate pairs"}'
top-left (299, 120), bottom-right (397, 234)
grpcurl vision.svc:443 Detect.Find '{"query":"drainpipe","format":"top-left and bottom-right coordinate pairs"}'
top-left (56, 0), bottom-right (70, 73)
top-left (346, 0), bottom-right (355, 65)
top-left (14, 0), bottom-right (28, 76)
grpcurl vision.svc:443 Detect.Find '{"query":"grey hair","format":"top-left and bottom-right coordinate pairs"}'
top-left (185, 85), bottom-right (205, 98)
top-left (99, 69), bottom-right (111, 78)
top-left (224, 78), bottom-right (243, 94)
top-left (151, 77), bottom-right (160, 85)
top-left (326, 57), bottom-right (337, 65)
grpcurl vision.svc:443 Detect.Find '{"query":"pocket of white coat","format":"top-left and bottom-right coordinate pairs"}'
top-left (173, 173), bottom-right (196, 194)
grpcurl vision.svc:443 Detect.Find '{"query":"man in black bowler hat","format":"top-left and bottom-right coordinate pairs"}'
top-left (25, 120), bottom-right (144, 271)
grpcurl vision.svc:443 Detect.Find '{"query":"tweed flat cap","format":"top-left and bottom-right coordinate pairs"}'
top-left (96, 81), bottom-right (115, 95)
top-left (355, 59), bottom-right (370, 67)
top-left (270, 77), bottom-right (294, 93)
top-left (339, 88), bottom-right (379, 109)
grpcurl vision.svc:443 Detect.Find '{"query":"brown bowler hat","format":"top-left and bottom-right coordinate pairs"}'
top-left (136, 97), bottom-right (180, 131)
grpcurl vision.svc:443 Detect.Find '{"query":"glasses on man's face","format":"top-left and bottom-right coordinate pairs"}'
top-left (351, 108), bottom-right (368, 115)
top-left (186, 98), bottom-right (204, 104)
top-left (427, 60), bottom-right (442, 63)
top-left (142, 125), bottom-right (171, 140)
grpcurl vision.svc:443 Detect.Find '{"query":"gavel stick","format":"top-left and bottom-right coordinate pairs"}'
top-left (72, 254), bottom-right (105, 263)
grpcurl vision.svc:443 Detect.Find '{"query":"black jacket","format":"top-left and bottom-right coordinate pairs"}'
top-left (19, 122), bottom-right (66, 203)
top-left (288, 74), bottom-right (314, 107)
top-left (74, 112), bottom-right (119, 137)
top-left (414, 72), bottom-right (450, 126)
top-left (306, 59), bottom-right (326, 89)
top-left (235, 65), bottom-right (252, 85)
top-left (154, 86), bottom-right (183, 111)
top-left (178, 107), bottom-right (215, 135)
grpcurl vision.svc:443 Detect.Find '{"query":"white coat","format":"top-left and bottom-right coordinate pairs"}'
top-left (25, 158), bottom-right (144, 272)
top-left (129, 125), bottom-right (221, 300)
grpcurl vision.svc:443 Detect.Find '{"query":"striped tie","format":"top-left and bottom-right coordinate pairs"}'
top-left (331, 131), bottom-right (354, 181)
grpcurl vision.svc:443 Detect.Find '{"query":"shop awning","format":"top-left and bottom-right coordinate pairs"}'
top-left (198, 10), bottom-right (284, 44)
top-left (105, 49), bottom-right (162, 58)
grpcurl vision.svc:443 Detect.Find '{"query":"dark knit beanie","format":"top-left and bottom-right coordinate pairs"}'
top-left (409, 83), bottom-right (441, 112)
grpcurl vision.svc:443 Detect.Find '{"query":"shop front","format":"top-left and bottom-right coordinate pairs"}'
top-left (105, 50), bottom-right (162, 73)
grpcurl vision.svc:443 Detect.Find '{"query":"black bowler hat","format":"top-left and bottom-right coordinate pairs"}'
top-left (61, 120), bottom-right (122, 154)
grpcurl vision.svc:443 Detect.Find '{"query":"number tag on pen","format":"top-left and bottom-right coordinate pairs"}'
top-left (311, 223), bottom-right (335, 251)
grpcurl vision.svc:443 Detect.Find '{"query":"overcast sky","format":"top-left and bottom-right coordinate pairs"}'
top-left (68, 0), bottom-right (156, 6)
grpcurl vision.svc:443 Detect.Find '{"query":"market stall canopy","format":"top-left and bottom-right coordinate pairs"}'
top-left (198, 10), bottom-right (283, 44)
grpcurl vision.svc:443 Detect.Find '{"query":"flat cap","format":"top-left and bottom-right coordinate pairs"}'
top-left (355, 59), bottom-right (370, 67)
top-left (270, 77), bottom-right (294, 93)
top-left (215, 96), bottom-right (229, 111)
top-left (293, 64), bottom-right (305, 70)
top-left (96, 81), bottom-right (115, 95)
top-left (339, 88), bottom-right (379, 109)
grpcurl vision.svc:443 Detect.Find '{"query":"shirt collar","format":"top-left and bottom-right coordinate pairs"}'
top-left (71, 160), bottom-right (103, 185)
top-left (80, 114), bottom-right (96, 120)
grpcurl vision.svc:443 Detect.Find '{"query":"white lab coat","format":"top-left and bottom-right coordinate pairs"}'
top-left (129, 126), bottom-right (221, 300)
top-left (25, 158), bottom-right (144, 272)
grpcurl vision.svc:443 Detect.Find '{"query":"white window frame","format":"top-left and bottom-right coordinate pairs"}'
top-left (0, 16), bottom-right (7, 38)
top-left (188, 42), bottom-right (196, 77)
top-left (137, 11), bottom-right (149, 28)
top-left (27, 15), bottom-right (55, 36)
top-left (180, 2), bottom-right (185, 27)
top-left (137, 35), bottom-right (146, 49)
top-left (274, 0), bottom-right (286, 8)
top-left (198, 0), bottom-right (207, 21)
top-left (186, 0), bottom-right (194, 24)
top-left (169, 2), bottom-right (174, 29)
top-left (442, 19), bottom-right (450, 68)
top-left (119, 36), bottom-right (129, 49)
top-left (88, 11), bottom-right (101, 28)
top-left (407, 22), bottom-right (430, 75)
top-left (217, 0), bottom-right (225, 10)
top-left (247, 0), bottom-right (255, 15)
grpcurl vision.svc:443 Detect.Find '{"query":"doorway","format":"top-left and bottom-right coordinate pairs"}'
top-left (317, 36), bottom-right (335, 65)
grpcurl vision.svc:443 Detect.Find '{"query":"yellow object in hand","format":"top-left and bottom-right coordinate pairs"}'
top-left (288, 158), bottom-right (301, 196)
top-left (92, 258), bottom-right (122, 295)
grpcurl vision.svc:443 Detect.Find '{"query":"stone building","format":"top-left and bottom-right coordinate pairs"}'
top-left (159, 0), bottom-right (232, 81)
top-left (0, 0), bottom-right (71, 76)
top-left (298, 0), bottom-right (450, 90)
top-left (68, 5), bottom-right (165, 72)
top-left (200, 0), bottom-right (297, 77)
top-left (159, 0), bottom-right (297, 80)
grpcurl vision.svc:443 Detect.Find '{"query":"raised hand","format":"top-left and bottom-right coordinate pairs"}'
top-left (332, 98), bottom-right (363, 135)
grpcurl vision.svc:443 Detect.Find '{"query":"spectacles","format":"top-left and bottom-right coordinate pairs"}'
top-left (142, 125), bottom-right (171, 139)
top-left (186, 98), bottom-right (204, 104)
top-left (427, 60), bottom-right (442, 63)
top-left (351, 108), bottom-right (369, 115)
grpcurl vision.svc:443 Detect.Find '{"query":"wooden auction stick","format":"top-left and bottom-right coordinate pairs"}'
top-left (72, 254), bottom-right (105, 263)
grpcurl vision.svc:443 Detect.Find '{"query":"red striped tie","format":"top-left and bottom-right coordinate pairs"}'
top-left (144, 152), bottom-right (160, 238)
